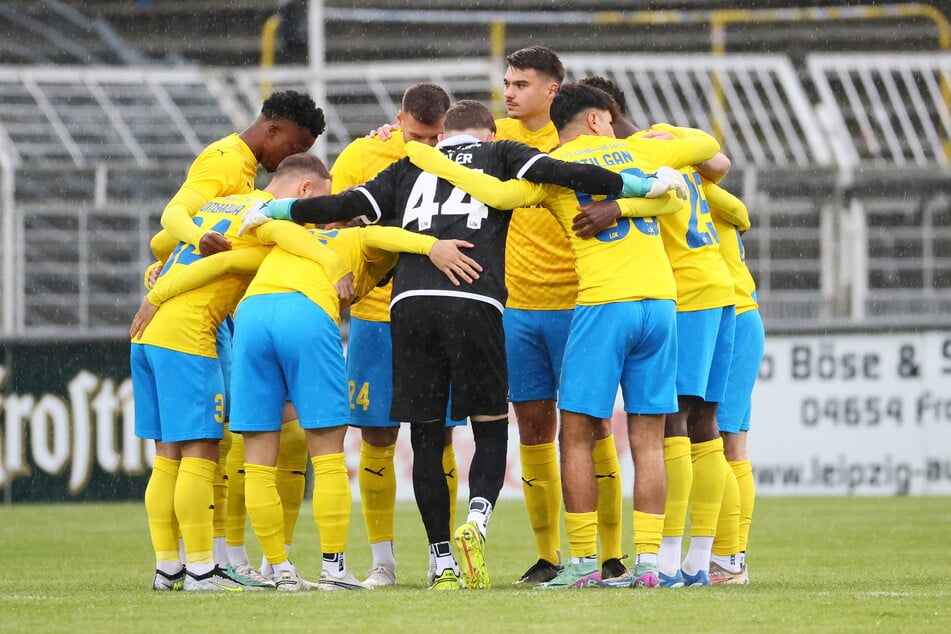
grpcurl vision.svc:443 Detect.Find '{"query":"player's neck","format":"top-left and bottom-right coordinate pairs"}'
top-left (556, 125), bottom-right (586, 146)
top-left (238, 122), bottom-right (264, 161)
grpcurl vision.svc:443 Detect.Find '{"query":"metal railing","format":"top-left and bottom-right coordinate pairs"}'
top-left (0, 54), bottom-right (949, 337)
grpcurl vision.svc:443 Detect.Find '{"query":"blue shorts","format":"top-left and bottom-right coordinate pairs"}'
top-left (229, 293), bottom-right (350, 433)
top-left (131, 343), bottom-right (226, 443)
top-left (347, 317), bottom-right (464, 428)
top-left (558, 300), bottom-right (678, 418)
top-left (675, 305), bottom-right (736, 402)
top-left (718, 309), bottom-right (765, 434)
top-left (504, 308), bottom-right (573, 402)
top-left (216, 316), bottom-right (234, 420)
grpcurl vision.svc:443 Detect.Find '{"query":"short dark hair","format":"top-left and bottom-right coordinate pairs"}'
top-left (401, 83), bottom-right (451, 126)
top-left (274, 152), bottom-right (330, 181)
top-left (261, 90), bottom-right (326, 138)
top-left (444, 100), bottom-right (496, 134)
top-left (579, 76), bottom-right (628, 116)
top-left (506, 45), bottom-right (565, 84)
top-left (550, 82), bottom-right (618, 132)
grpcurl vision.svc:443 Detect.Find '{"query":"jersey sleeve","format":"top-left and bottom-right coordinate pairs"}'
top-left (146, 247), bottom-right (269, 306)
top-left (142, 261), bottom-right (164, 291)
top-left (636, 124), bottom-right (721, 168)
top-left (361, 225), bottom-right (438, 255)
top-left (149, 230), bottom-right (179, 261)
top-left (703, 181), bottom-right (751, 231)
top-left (254, 220), bottom-right (351, 282)
top-left (616, 191), bottom-right (682, 218)
top-left (404, 141), bottom-right (544, 209)
top-left (494, 139), bottom-right (549, 179)
top-left (289, 188), bottom-right (382, 226)
top-left (520, 155), bottom-right (624, 195)
top-left (160, 148), bottom-right (248, 247)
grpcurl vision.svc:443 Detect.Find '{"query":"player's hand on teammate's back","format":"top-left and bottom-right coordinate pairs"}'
top-left (646, 166), bottom-right (689, 199)
top-left (130, 295), bottom-right (159, 340)
top-left (334, 272), bottom-right (356, 302)
top-left (146, 261), bottom-right (164, 289)
top-left (572, 201), bottom-right (622, 239)
top-left (199, 231), bottom-right (232, 256)
top-left (642, 129), bottom-right (675, 141)
top-left (367, 123), bottom-right (398, 141)
top-left (428, 239), bottom-right (482, 286)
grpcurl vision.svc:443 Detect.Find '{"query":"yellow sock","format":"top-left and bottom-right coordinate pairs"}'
top-left (632, 510), bottom-right (664, 556)
top-left (731, 459), bottom-right (756, 552)
top-left (519, 442), bottom-right (562, 565)
top-left (689, 438), bottom-right (729, 538)
top-left (359, 441), bottom-right (397, 544)
top-left (593, 436), bottom-right (622, 563)
top-left (712, 467), bottom-right (740, 556)
top-left (213, 427), bottom-right (232, 540)
top-left (277, 420), bottom-right (308, 546)
top-left (443, 443), bottom-right (458, 530)
top-left (145, 456), bottom-right (180, 563)
top-left (564, 511), bottom-right (598, 560)
top-left (175, 457), bottom-right (217, 566)
top-left (311, 453), bottom-right (351, 554)
top-left (662, 436), bottom-right (692, 538)
top-left (224, 431), bottom-right (246, 547)
top-left (244, 463), bottom-right (287, 565)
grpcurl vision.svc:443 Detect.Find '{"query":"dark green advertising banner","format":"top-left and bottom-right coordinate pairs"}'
top-left (0, 340), bottom-right (149, 502)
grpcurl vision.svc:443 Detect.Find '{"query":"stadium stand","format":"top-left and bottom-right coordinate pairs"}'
top-left (0, 2), bottom-right (949, 336)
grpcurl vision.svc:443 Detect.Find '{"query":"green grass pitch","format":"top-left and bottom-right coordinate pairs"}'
top-left (1, 497), bottom-right (949, 633)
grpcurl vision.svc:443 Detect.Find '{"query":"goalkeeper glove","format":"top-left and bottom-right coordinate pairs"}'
top-left (645, 167), bottom-right (688, 199)
top-left (238, 198), bottom-right (297, 236)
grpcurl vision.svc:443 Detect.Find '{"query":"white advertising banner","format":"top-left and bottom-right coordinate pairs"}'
top-left (3, 332), bottom-right (948, 500)
top-left (359, 330), bottom-right (951, 500)
top-left (747, 331), bottom-right (951, 496)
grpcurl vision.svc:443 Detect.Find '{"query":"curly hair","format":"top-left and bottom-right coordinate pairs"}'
top-left (261, 90), bottom-right (326, 138)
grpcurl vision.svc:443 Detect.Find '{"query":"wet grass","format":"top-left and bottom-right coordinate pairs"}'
top-left (0, 497), bottom-right (949, 633)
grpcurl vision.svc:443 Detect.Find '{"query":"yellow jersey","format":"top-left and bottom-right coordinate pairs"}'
top-left (495, 117), bottom-right (578, 310)
top-left (160, 133), bottom-right (258, 249)
top-left (705, 182), bottom-right (759, 315)
top-left (400, 132), bottom-right (722, 306)
top-left (139, 190), bottom-right (345, 357)
top-left (540, 134), bottom-right (699, 305)
top-left (330, 130), bottom-right (410, 322)
top-left (633, 124), bottom-right (734, 311)
top-left (241, 225), bottom-right (438, 325)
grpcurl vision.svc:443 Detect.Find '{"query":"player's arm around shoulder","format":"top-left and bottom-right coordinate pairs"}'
top-left (130, 247), bottom-right (266, 341)
top-left (362, 225), bottom-right (482, 287)
top-left (703, 181), bottom-right (750, 232)
top-left (640, 123), bottom-right (721, 168)
top-left (404, 141), bottom-right (541, 209)
top-left (617, 190), bottom-right (682, 218)
top-left (254, 220), bottom-right (351, 284)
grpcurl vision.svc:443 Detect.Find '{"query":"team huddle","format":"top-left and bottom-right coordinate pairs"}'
top-left (131, 45), bottom-right (764, 593)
